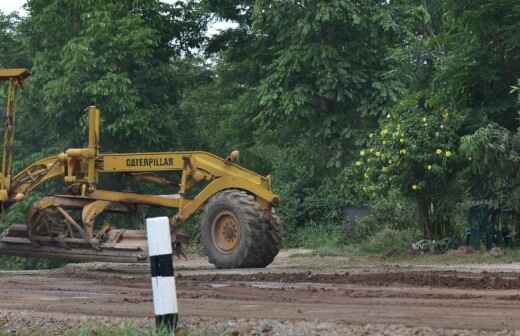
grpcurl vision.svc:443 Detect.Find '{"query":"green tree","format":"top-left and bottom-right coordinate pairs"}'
top-left (359, 94), bottom-right (463, 238)
top-left (21, 0), bottom-right (208, 153)
top-left (253, 0), bottom-right (403, 169)
top-left (363, 0), bottom-right (520, 238)
top-left (0, 12), bottom-right (29, 68)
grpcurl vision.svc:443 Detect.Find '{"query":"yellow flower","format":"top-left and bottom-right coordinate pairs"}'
top-left (381, 129), bottom-right (389, 136)
top-left (382, 140), bottom-right (387, 145)
top-left (399, 138), bottom-right (405, 144)
top-left (369, 148), bottom-right (374, 153)
top-left (427, 165), bottom-right (432, 171)
top-left (388, 160), bottom-right (393, 164)
top-left (436, 149), bottom-right (443, 155)
top-left (375, 151), bottom-right (381, 157)
top-left (445, 150), bottom-right (452, 158)
top-left (369, 133), bottom-right (374, 139)
top-left (382, 167), bottom-right (389, 173)
top-left (355, 161), bottom-right (362, 166)
top-left (400, 149), bottom-right (407, 155)
top-left (412, 184), bottom-right (418, 191)
top-left (422, 117), bottom-right (427, 122)
top-left (360, 150), bottom-right (366, 156)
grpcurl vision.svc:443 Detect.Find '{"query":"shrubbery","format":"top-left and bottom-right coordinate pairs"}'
top-left (359, 228), bottom-right (420, 256)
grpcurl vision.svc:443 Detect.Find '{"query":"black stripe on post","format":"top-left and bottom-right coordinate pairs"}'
top-left (150, 254), bottom-right (174, 277)
top-left (156, 314), bottom-right (178, 332)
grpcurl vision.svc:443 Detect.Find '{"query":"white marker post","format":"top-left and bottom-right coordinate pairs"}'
top-left (146, 217), bottom-right (178, 332)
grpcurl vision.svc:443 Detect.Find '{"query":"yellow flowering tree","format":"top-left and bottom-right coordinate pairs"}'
top-left (354, 94), bottom-right (463, 239)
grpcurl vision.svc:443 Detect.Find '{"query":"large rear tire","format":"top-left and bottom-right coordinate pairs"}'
top-left (200, 189), bottom-right (281, 268)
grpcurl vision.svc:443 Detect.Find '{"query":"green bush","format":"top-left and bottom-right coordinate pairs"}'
top-left (345, 190), bottom-right (417, 243)
top-left (360, 228), bottom-right (420, 255)
top-left (284, 222), bottom-right (345, 250)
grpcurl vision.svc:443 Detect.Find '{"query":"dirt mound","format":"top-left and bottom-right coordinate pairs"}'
top-left (180, 270), bottom-right (520, 290)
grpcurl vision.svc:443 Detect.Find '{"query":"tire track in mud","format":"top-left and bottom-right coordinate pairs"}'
top-left (177, 270), bottom-right (520, 290)
top-left (3, 266), bottom-right (520, 330)
top-left (57, 262), bottom-right (520, 290)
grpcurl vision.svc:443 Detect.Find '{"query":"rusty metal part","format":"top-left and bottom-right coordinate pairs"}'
top-left (3, 193), bottom-right (193, 263)
top-left (82, 200), bottom-right (112, 238)
top-left (95, 222), bottom-right (112, 240)
top-left (0, 224), bottom-right (147, 262)
top-left (27, 207), bottom-right (66, 240)
top-left (26, 195), bottom-right (133, 243)
top-left (55, 206), bottom-right (86, 239)
top-left (212, 210), bottom-right (241, 254)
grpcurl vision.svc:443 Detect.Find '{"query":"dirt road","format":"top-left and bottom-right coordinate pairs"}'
top-left (2, 251), bottom-right (520, 334)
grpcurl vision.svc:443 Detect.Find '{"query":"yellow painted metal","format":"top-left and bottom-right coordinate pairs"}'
top-left (87, 106), bottom-right (100, 185)
top-left (0, 69), bottom-right (30, 80)
top-left (101, 153), bottom-right (181, 172)
top-left (82, 200), bottom-right (111, 238)
top-left (0, 69), bottom-right (279, 228)
top-left (6, 149), bottom-right (278, 216)
top-left (0, 68), bottom-right (31, 80)
top-left (65, 148), bottom-right (95, 158)
top-left (99, 152), bottom-right (271, 189)
top-left (0, 81), bottom-right (15, 198)
top-left (0, 73), bottom-right (29, 201)
top-left (9, 156), bottom-right (65, 197)
top-left (176, 174), bottom-right (279, 221)
top-left (87, 189), bottom-right (182, 208)
top-left (0, 69), bottom-right (30, 201)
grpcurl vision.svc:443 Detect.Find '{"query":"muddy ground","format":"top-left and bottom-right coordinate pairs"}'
top-left (2, 250), bottom-right (520, 335)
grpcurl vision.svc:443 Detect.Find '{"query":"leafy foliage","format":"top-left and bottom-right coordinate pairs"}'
top-left (1, 0), bottom-right (520, 258)
top-left (358, 93), bottom-right (464, 238)
top-left (253, 0), bottom-right (402, 169)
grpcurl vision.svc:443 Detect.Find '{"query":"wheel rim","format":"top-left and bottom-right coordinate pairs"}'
top-left (211, 210), bottom-right (240, 254)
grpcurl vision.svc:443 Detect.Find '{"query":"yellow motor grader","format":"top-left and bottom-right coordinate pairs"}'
top-left (0, 68), bottom-right (281, 268)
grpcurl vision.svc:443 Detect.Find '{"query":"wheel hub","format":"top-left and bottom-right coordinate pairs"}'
top-left (212, 211), bottom-right (240, 254)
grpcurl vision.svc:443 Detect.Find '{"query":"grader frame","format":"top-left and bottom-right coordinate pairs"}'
top-left (0, 68), bottom-right (281, 268)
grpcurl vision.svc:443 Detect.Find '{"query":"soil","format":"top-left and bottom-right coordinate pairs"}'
top-left (1, 251), bottom-right (520, 334)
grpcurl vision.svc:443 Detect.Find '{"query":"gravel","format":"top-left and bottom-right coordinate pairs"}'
top-left (0, 311), bottom-right (519, 336)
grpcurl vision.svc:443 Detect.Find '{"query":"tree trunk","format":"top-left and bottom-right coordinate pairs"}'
top-left (417, 196), bottom-right (433, 240)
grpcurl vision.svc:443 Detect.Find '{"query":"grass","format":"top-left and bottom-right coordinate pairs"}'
top-left (290, 243), bottom-right (520, 268)
top-left (384, 248), bottom-right (520, 265)
top-left (284, 222), bottom-right (345, 251)
top-left (0, 324), bottom-right (237, 336)
top-left (285, 224), bottom-right (520, 268)
top-left (0, 256), bottom-right (66, 270)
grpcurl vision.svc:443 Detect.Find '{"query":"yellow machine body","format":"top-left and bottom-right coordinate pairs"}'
top-left (4, 106), bottom-right (278, 216)
top-left (0, 69), bottom-right (281, 267)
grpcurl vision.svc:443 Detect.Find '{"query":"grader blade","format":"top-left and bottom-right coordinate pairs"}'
top-left (0, 224), bottom-right (148, 263)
